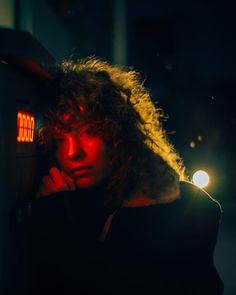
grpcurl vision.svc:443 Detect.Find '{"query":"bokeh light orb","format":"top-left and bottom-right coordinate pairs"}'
top-left (192, 170), bottom-right (209, 188)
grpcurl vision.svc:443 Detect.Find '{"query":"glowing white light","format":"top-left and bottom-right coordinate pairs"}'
top-left (190, 141), bottom-right (196, 148)
top-left (197, 135), bottom-right (202, 141)
top-left (192, 170), bottom-right (209, 188)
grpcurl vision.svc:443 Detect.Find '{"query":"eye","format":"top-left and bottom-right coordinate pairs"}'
top-left (80, 126), bottom-right (95, 136)
top-left (84, 128), bottom-right (93, 135)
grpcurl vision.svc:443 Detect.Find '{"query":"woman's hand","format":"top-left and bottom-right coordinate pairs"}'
top-left (36, 167), bottom-right (76, 198)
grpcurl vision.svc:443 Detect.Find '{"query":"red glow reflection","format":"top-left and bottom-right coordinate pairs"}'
top-left (17, 112), bottom-right (35, 142)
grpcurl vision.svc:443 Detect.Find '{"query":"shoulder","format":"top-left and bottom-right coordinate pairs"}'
top-left (178, 181), bottom-right (222, 222)
top-left (111, 181), bottom-right (222, 238)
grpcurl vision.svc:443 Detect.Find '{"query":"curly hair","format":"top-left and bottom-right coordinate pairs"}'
top-left (39, 56), bottom-right (187, 209)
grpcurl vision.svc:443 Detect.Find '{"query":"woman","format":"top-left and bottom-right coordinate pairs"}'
top-left (30, 57), bottom-right (223, 294)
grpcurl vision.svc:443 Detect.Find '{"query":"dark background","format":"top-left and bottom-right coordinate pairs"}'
top-left (33, 0), bottom-right (235, 200)
top-left (1, 0), bottom-right (235, 293)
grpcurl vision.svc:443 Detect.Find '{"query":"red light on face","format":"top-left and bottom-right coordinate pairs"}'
top-left (17, 112), bottom-right (35, 142)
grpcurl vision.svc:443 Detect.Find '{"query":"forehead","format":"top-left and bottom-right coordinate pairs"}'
top-left (52, 112), bottom-right (89, 134)
top-left (59, 104), bottom-right (86, 123)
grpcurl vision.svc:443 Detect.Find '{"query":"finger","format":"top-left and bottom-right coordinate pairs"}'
top-left (49, 167), bottom-right (69, 190)
top-left (61, 171), bottom-right (76, 190)
top-left (42, 175), bottom-right (56, 190)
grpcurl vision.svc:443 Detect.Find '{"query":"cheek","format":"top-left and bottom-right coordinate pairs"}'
top-left (86, 141), bottom-right (101, 158)
top-left (88, 141), bottom-right (111, 173)
top-left (85, 139), bottom-right (106, 161)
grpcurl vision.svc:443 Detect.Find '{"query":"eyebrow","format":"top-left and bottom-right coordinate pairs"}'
top-left (53, 122), bottom-right (92, 136)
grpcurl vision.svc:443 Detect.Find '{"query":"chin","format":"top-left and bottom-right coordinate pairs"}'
top-left (75, 176), bottom-right (98, 189)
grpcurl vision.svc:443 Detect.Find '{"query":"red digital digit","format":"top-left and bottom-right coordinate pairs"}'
top-left (26, 115), bottom-right (30, 142)
top-left (30, 117), bottom-right (35, 142)
top-left (17, 112), bottom-right (22, 142)
top-left (22, 114), bottom-right (26, 141)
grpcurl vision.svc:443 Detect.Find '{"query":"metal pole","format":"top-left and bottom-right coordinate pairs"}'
top-left (14, 0), bottom-right (32, 33)
top-left (112, 0), bottom-right (127, 65)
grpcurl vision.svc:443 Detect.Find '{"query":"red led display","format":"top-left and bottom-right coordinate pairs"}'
top-left (17, 112), bottom-right (35, 142)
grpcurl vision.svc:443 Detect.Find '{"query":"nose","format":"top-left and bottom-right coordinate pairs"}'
top-left (67, 133), bottom-right (85, 160)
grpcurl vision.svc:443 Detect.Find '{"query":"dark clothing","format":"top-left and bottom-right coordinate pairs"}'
top-left (27, 181), bottom-right (223, 294)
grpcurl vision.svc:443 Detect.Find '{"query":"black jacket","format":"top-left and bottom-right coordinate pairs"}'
top-left (25, 181), bottom-right (224, 294)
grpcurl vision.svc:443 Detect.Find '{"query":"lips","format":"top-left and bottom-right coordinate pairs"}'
top-left (70, 166), bottom-right (93, 176)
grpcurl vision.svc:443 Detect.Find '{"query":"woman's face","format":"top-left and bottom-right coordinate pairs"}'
top-left (55, 124), bottom-right (111, 189)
